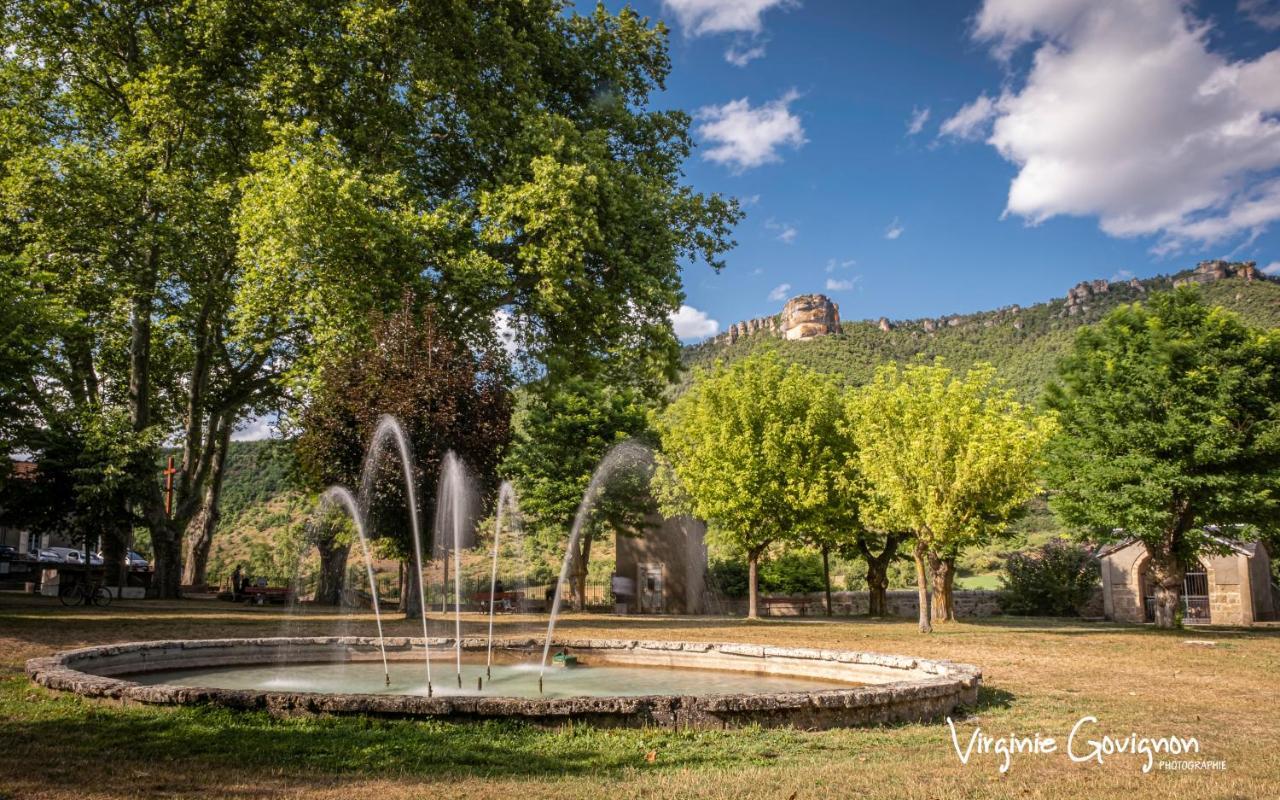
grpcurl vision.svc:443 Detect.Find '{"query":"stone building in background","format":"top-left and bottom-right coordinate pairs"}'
top-left (1098, 534), bottom-right (1275, 626)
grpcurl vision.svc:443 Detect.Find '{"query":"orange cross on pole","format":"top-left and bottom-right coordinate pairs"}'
top-left (163, 456), bottom-right (178, 517)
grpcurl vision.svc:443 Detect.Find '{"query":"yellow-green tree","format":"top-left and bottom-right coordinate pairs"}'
top-left (655, 353), bottom-right (846, 619)
top-left (847, 361), bottom-right (1056, 632)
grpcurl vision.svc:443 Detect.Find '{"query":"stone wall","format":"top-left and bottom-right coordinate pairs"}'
top-left (714, 589), bottom-right (1003, 618)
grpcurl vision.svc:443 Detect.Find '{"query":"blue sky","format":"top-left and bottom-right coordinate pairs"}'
top-left (597, 0), bottom-right (1280, 341)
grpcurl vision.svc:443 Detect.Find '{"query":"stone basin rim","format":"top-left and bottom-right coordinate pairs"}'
top-left (26, 637), bottom-right (982, 729)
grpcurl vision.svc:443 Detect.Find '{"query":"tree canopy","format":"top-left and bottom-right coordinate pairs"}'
top-left (655, 352), bottom-right (847, 618)
top-left (1045, 288), bottom-right (1280, 627)
top-left (0, 0), bottom-right (737, 595)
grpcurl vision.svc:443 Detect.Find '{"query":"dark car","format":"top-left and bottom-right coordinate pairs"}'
top-left (0, 544), bottom-right (16, 559)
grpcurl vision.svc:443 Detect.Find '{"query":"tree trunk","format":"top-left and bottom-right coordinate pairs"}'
top-left (150, 514), bottom-right (184, 599)
top-left (1147, 550), bottom-right (1186, 629)
top-left (857, 533), bottom-right (904, 618)
top-left (182, 421), bottom-right (231, 587)
top-left (102, 522), bottom-right (127, 591)
top-left (747, 548), bottom-right (762, 620)
top-left (866, 558), bottom-right (888, 617)
top-left (913, 540), bottom-right (932, 633)
top-left (928, 553), bottom-right (957, 623)
top-left (315, 537), bottom-right (349, 606)
top-left (821, 544), bottom-right (833, 616)
top-left (573, 536), bottom-right (593, 612)
top-left (403, 558), bottom-right (423, 620)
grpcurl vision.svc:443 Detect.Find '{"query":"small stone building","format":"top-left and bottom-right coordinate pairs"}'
top-left (614, 515), bottom-right (707, 614)
top-left (1098, 536), bottom-right (1275, 625)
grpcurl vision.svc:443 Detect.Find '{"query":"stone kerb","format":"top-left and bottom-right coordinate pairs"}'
top-left (27, 638), bottom-right (981, 730)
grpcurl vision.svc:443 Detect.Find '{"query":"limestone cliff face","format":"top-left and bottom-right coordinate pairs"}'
top-left (1173, 259), bottom-right (1259, 287)
top-left (782, 294), bottom-right (841, 340)
top-left (709, 293), bottom-right (842, 345)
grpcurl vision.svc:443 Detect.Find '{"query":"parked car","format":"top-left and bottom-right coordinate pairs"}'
top-left (42, 547), bottom-right (86, 564)
top-left (95, 550), bottom-right (151, 570)
top-left (0, 544), bottom-right (16, 560)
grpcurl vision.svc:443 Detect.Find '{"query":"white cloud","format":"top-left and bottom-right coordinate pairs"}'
top-left (768, 283), bottom-right (792, 301)
top-left (661, 0), bottom-right (797, 37)
top-left (939, 95), bottom-right (996, 141)
top-left (1262, 260), bottom-right (1280, 275)
top-left (885, 218), bottom-right (905, 240)
top-left (232, 413), bottom-right (276, 442)
top-left (955, 0), bottom-right (1280, 252)
top-left (906, 106), bottom-right (931, 136)
top-left (825, 277), bottom-right (858, 291)
top-left (1111, 268), bottom-right (1136, 281)
top-left (739, 193), bottom-right (762, 206)
top-left (1240, 0), bottom-right (1280, 31)
top-left (825, 258), bottom-right (856, 272)
top-left (697, 90), bottom-right (806, 171)
top-left (765, 218), bottom-right (798, 243)
top-left (725, 41), bottom-right (768, 67)
top-left (670, 304), bottom-right (720, 340)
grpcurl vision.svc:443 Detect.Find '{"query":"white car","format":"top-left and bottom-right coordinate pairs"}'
top-left (95, 550), bottom-right (150, 570)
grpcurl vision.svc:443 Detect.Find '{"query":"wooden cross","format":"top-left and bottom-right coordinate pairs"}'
top-left (163, 456), bottom-right (178, 517)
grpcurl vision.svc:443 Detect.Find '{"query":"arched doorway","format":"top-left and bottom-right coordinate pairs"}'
top-left (1141, 560), bottom-right (1211, 625)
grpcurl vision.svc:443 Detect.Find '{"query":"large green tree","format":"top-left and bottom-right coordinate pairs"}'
top-left (1045, 288), bottom-right (1280, 628)
top-left (501, 376), bottom-right (655, 611)
top-left (0, 1), bottom-right (738, 596)
top-left (847, 361), bottom-right (1056, 632)
top-left (655, 353), bottom-right (846, 619)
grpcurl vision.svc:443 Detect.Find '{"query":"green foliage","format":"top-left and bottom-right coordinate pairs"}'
top-left (0, 407), bottom-right (159, 550)
top-left (846, 361), bottom-right (1058, 559)
top-left (759, 549), bottom-right (827, 595)
top-left (999, 539), bottom-right (1101, 616)
top-left (841, 558), bottom-right (918, 591)
top-left (1045, 288), bottom-right (1280, 561)
top-left (655, 353), bottom-right (846, 556)
top-left (503, 376), bottom-right (656, 547)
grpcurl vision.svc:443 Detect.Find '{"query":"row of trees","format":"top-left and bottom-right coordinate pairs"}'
top-left (655, 352), bottom-right (1054, 629)
top-left (0, 0), bottom-right (738, 593)
top-left (657, 289), bottom-right (1280, 629)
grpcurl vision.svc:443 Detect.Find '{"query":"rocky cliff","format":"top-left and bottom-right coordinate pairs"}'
top-left (701, 260), bottom-right (1270, 349)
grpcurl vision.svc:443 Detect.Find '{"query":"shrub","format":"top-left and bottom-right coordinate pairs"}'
top-left (999, 539), bottom-right (1100, 616)
top-left (707, 558), bottom-right (749, 598)
top-left (759, 549), bottom-right (826, 595)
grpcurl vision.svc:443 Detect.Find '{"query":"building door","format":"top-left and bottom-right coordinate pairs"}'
top-left (1181, 567), bottom-right (1210, 625)
top-left (1142, 563), bottom-right (1210, 624)
top-left (639, 564), bottom-right (664, 614)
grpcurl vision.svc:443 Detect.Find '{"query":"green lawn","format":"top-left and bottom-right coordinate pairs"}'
top-left (2, 595), bottom-right (1277, 799)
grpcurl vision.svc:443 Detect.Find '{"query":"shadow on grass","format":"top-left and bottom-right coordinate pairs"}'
top-left (0, 677), bottom-right (829, 789)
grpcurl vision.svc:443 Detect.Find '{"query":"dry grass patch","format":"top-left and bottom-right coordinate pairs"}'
top-left (1, 595), bottom-right (1277, 799)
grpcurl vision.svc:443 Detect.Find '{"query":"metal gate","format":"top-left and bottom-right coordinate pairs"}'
top-left (1182, 568), bottom-right (1210, 625)
top-left (1142, 566), bottom-right (1211, 624)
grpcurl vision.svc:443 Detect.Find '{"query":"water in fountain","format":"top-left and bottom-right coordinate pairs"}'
top-left (434, 452), bottom-right (474, 688)
top-left (484, 481), bottom-right (529, 678)
top-left (359, 415), bottom-right (432, 694)
top-left (539, 441), bottom-right (654, 679)
top-left (320, 486), bottom-right (390, 685)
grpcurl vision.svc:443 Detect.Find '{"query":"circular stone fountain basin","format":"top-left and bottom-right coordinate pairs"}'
top-left (27, 637), bottom-right (981, 729)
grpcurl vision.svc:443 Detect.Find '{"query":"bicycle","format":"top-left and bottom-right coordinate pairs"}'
top-left (59, 580), bottom-right (112, 607)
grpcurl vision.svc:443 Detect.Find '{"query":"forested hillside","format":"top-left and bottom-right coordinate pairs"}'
top-left (684, 267), bottom-right (1280, 403)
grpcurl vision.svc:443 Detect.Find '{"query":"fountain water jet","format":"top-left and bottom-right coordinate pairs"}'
top-left (485, 481), bottom-right (521, 679)
top-left (360, 416), bottom-right (432, 695)
top-left (320, 486), bottom-right (390, 685)
top-left (435, 452), bottom-right (472, 688)
top-left (539, 441), bottom-right (654, 680)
